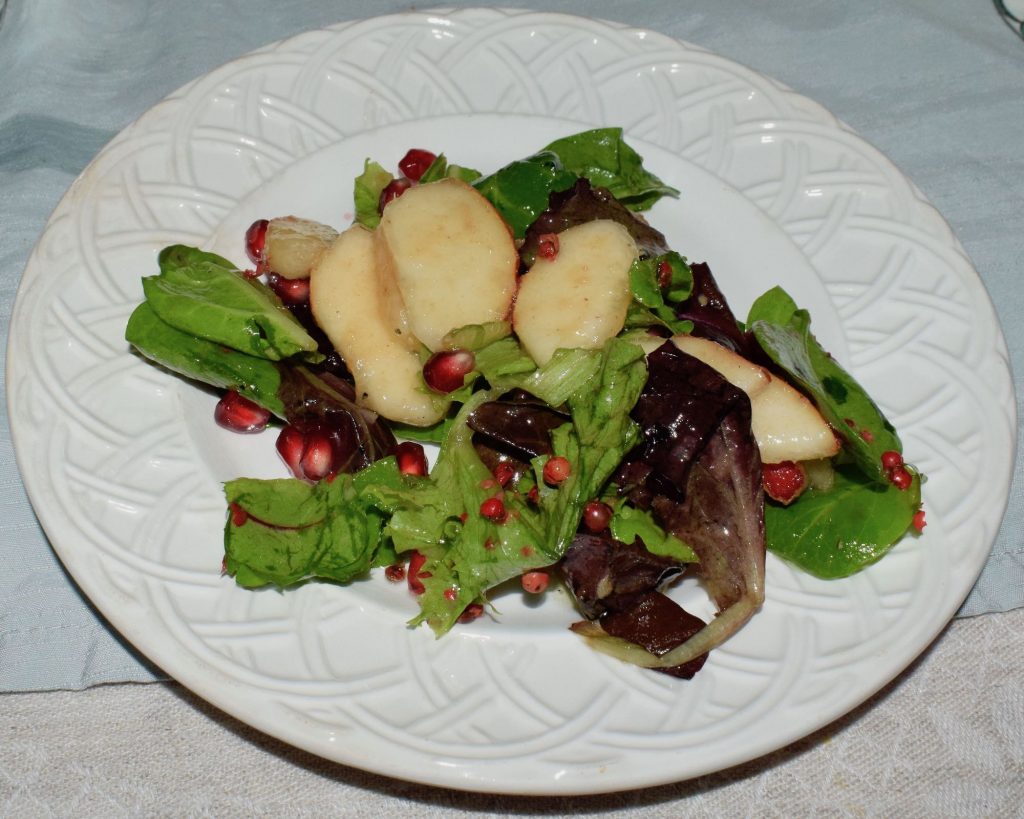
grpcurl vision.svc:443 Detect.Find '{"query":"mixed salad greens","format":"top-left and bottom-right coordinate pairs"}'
top-left (125, 128), bottom-right (924, 677)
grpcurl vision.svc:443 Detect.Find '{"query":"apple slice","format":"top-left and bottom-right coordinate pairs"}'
top-left (379, 178), bottom-right (518, 351)
top-left (668, 334), bottom-right (839, 464)
top-left (310, 224), bottom-right (446, 427)
top-left (513, 220), bottom-right (638, 365)
top-left (265, 216), bottom-right (339, 279)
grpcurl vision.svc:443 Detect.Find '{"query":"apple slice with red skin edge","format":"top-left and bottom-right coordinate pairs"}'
top-left (265, 216), bottom-right (339, 280)
top-left (310, 223), bottom-right (448, 427)
top-left (634, 333), bottom-right (840, 464)
top-left (513, 220), bottom-right (638, 366)
top-left (379, 178), bottom-right (518, 351)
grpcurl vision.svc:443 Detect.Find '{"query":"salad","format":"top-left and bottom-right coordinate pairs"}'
top-left (125, 128), bottom-right (924, 678)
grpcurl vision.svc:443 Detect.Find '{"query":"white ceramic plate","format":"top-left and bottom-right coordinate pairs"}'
top-left (7, 9), bottom-right (1015, 795)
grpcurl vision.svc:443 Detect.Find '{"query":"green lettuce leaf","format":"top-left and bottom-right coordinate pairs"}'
top-left (627, 251), bottom-right (694, 334)
top-left (608, 500), bottom-right (698, 564)
top-left (353, 159), bottom-right (394, 229)
top-left (223, 458), bottom-right (403, 588)
top-left (418, 154), bottom-right (482, 185)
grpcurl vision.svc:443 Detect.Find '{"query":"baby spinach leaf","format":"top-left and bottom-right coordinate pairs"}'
top-left (125, 302), bottom-right (287, 417)
top-left (142, 245), bottom-right (321, 362)
top-left (765, 465), bottom-right (921, 578)
top-left (472, 150), bottom-right (577, 238)
top-left (542, 127), bottom-right (679, 211)
top-left (748, 287), bottom-right (902, 482)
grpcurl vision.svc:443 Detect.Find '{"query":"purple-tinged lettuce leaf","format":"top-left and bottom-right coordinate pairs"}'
top-left (582, 342), bottom-right (765, 670)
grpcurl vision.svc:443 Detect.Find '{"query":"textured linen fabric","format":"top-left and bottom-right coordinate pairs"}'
top-left (1, 608), bottom-right (1021, 816)
top-left (0, 0), bottom-right (1021, 698)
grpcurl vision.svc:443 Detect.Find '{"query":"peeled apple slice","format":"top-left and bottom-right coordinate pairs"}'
top-left (379, 178), bottom-right (518, 351)
top-left (310, 224), bottom-right (446, 427)
top-left (265, 216), bottom-right (339, 279)
top-left (636, 334), bottom-right (839, 464)
top-left (513, 220), bottom-right (638, 366)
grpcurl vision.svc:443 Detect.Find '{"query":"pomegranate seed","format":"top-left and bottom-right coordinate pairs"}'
top-left (763, 461), bottom-right (807, 505)
top-left (214, 390), bottom-right (271, 434)
top-left (408, 551), bottom-right (428, 594)
top-left (276, 425), bottom-right (305, 478)
top-left (458, 602), bottom-right (484, 623)
top-left (229, 502), bottom-right (248, 527)
top-left (493, 462), bottom-right (516, 487)
top-left (385, 564), bottom-right (406, 582)
top-left (266, 273), bottom-right (310, 306)
top-left (245, 219), bottom-right (268, 264)
top-left (520, 545), bottom-right (534, 558)
top-left (537, 233), bottom-right (559, 260)
top-left (881, 450), bottom-right (903, 470)
top-left (483, 538), bottom-right (496, 550)
top-left (423, 349), bottom-right (475, 393)
top-left (300, 432), bottom-right (335, 481)
top-left (521, 571), bottom-right (549, 594)
top-left (859, 428), bottom-right (875, 443)
top-left (398, 148), bottom-right (437, 182)
top-left (582, 500), bottom-right (612, 533)
top-left (443, 587), bottom-right (458, 601)
top-left (379, 177), bottom-right (412, 212)
top-left (657, 260), bottom-right (673, 289)
top-left (912, 509), bottom-right (927, 532)
top-left (395, 441), bottom-right (428, 476)
top-left (542, 456), bottom-right (571, 485)
top-left (889, 466), bottom-right (913, 490)
top-left (480, 497), bottom-right (506, 521)
top-left (527, 486), bottom-right (540, 504)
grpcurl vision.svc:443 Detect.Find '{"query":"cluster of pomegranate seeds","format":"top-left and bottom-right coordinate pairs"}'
top-left (244, 218), bottom-right (269, 265)
top-left (378, 177), bottom-right (412, 212)
top-left (385, 564), bottom-right (406, 582)
top-left (422, 349), bottom-right (475, 393)
top-left (395, 441), bottom-right (428, 476)
top-left (480, 497), bottom-right (507, 522)
top-left (377, 148), bottom-right (438, 214)
top-left (536, 233), bottom-right (559, 260)
top-left (880, 450), bottom-right (913, 491)
top-left (762, 461), bottom-right (807, 505)
top-left (542, 455), bottom-right (571, 485)
top-left (276, 424), bottom-right (340, 482)
top-left (214, 390), bottom-right (271, 433)
top-left (398, 148), bottom-right (438, 182)
top-left (581, 500), bottom-right (612, 533)
top-left (266, 272), bottom-right (310, 306)
top-left (521, 571), bottom-right (549, 594)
